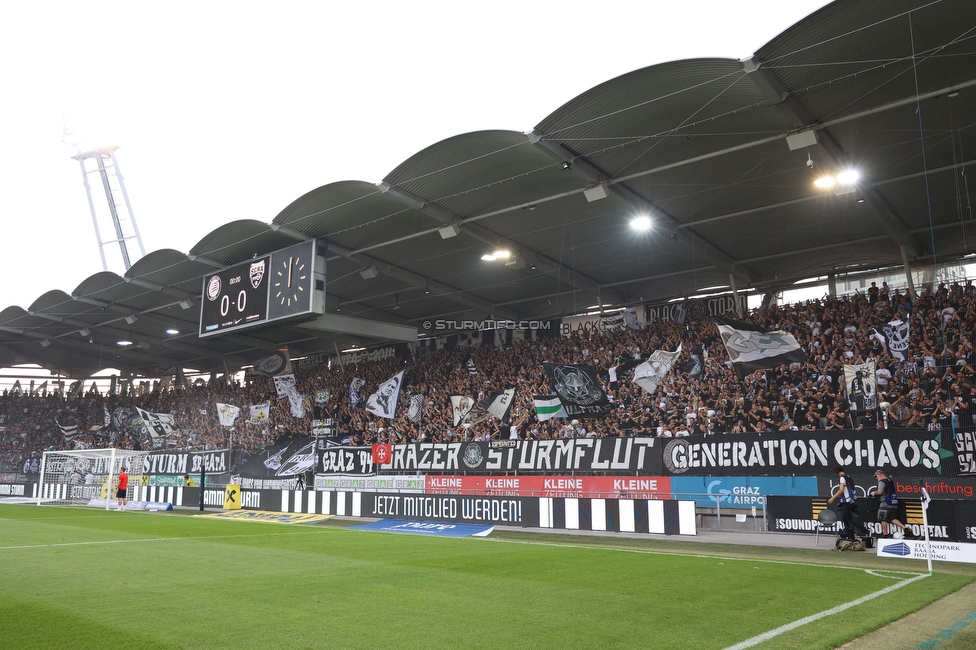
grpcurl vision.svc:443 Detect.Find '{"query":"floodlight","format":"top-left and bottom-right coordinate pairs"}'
top-left (837, 170), bottom-right (859, 184)
top-left (630, 216), bottom-right (651, 231)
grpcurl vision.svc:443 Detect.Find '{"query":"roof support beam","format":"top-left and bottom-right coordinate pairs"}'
top-left (527, 134), bottom-right (756, 287)
top-left (325, 241), bottom-right (520, 321)
top-left (377, 182), bottom-right (628, 306)
top-left (740, 56), bottom-right (940, 258)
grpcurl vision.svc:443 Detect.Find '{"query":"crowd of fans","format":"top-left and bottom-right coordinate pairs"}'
top-left (2, 280), bottom-right (975, 474)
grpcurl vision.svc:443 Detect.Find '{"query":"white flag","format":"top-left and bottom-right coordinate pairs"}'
top-left (250, 402), bottom-right (271, 424)
top-left (216, 403), bottom-right (240, 427)
top-left (365, 370), bottom-right (404, 419)
top-left (633, 345), bottom-right (682, 394)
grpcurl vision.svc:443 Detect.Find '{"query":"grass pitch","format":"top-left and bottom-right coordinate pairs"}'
top-left (0, 504), bottom-right (972, 649)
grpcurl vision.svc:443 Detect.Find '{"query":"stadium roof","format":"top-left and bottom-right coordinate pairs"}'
top-left (2, 0), bottom-right (974, 378)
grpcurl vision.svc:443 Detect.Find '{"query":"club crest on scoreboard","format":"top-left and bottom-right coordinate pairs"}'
top-left (249, 260), bottom-right (266, 289)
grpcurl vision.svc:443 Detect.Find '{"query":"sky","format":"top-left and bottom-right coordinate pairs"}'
top-left (0, 0), bottom-right (833, 311)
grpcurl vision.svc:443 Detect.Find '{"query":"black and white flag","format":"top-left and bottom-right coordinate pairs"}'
top-left (451, 395), bottom-right (475, 426)
top-left (633, 345), bottom-right (682, 394)
top-left (844, 361), bottom-right (878, 412)
top-left (57, 421), bottom-right (80, 440)
top-left (365, 370), bottom-right (404, 419)
top-left (609, 358), bottom-right (643, 385)
top-left (349, 377), bottom-right (365, 408)
top-left (466, 357), bottom-right (478, 375)
top-left (622, 307), bottom-right (640, 330)
top-left (681, 344), bottom-right (705, 378)
top-left (480, 388), bottom-right (516, 423)
top-left (882, 320), bottom-right (911, 361)
top-left (90, 406), bottom-right (113, 433)
top-left (136, 408), bottom-right (179, 439)
top-left (273, 374), bottom-right (306, 418)
top-left (674, 300), bottom-right (689, 325)
top-left (407, 394), bottom-right (424, 422)
top-left (601, 312), bottom-right (625, 330)
top-left (715, 317), bottom-right (806, 379)
top-left (542, 363), bottom-right (611, 418)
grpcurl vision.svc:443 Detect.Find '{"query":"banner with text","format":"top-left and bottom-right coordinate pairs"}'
top-left (363, 492), bottom-right (538, 526)
top-left (376, 439), bottom-right (662, 474)
top-left (767, 495), bottom-right (967, 541)
top-left (425, 474), bottom-right (670, 499)
top-left (669, 476), bottom-right (819, 509)
top-left (317, 446), bottom-right (375, 476)
top-left (313, 474), bottom-right (426, 492)
top-left (660, 429), bottom-right (959, 477)
top-left (143, 449), bottom-right (229, 476)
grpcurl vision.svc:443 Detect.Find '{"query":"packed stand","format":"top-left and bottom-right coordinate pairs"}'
top-left (2, 281), bottom-right (975, 473)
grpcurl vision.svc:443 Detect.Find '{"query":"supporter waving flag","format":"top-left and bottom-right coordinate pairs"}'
top-left (609, 358), bottom-right (643, 385)
top-left (348, 377), bottom-right (365, 409)
top-left (481, 388), bottom-right (516, 423)
top-left (56, 421), bottom-right (80, 440)
top-left (715, 317), bottom-right (806, 379)
top-left (216, 403), bottom-right (240, 427)
top-left (450, 395), bottom-right (475, 426)
top-left (407, 394), bottom-right (424, 422)
top-left (844, 361), bottom-right (878, 412)
top-left (681, 343), bottom-right (705, 378)
top-left (542, 363), bottom-right (611, 418)
top-left (249, 402), bottom-right (270, 423)
top-left (872, 319), bottom-right (910, 361)
top-left (365, 370), bottom-right (404, 419)
top-left (533, 395), bottom-right (567, 421)
top-left (633, 345), bottom-right (682, 394)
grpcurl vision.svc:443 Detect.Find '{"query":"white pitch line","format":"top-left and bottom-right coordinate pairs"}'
top-left (483, 536), bottom-right (924, 576)
top-left (721, 572), bottom-right (929, 650)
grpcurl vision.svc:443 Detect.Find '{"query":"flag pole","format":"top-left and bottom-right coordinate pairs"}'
top-left (920, 485), bottom-right (933, 574)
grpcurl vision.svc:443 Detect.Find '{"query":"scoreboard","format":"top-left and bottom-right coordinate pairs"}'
top-left (199, 239), bottom-right (325, 337)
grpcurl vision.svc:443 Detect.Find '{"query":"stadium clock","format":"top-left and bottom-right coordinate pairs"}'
top-left (268, 240), bottom-right (315, 322)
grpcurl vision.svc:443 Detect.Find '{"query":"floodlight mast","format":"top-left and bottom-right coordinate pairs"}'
top-left (62, 120), bottom-right (147, 273)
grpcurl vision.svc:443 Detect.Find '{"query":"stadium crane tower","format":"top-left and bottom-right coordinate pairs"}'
top-left (62, 121), bottom-right (146, 273)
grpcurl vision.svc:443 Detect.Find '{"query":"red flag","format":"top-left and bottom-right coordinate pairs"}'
top-left (372, 444), bottom-right (392, 465)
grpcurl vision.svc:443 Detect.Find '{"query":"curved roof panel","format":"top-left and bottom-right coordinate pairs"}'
top-left (3, 0), bottom-right (975, 378)
top-left (189, 219), bottom-right (298, 265)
